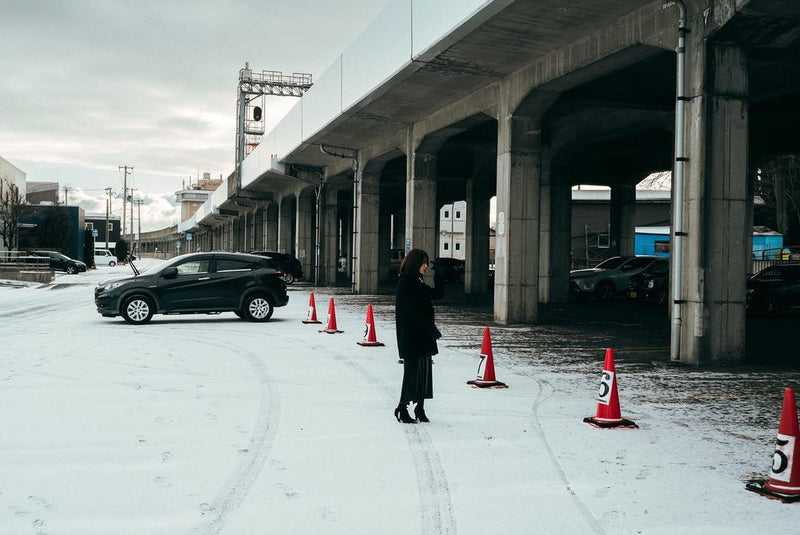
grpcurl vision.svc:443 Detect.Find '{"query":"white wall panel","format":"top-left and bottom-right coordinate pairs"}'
top-left (302, 56), bottom-right (343, 141)
top-left (274, 103), bottom-right (303, 160)
top-left (341, 0), bottom-right (412, 112)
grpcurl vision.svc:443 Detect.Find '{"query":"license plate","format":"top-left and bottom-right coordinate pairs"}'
top-left (629, 291), bottom-right (637, 298)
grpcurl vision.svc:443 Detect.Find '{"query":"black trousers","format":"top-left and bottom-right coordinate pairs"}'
top-left (399, 354), bottom-right (432, 408)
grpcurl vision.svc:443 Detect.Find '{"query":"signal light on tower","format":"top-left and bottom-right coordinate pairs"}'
top-left (253, 106), bottom-right (262, 121)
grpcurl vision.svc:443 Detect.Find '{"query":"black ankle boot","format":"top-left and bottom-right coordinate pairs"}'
top-left (415, 406), bottom-right (429, 423)
top-left (394, 406), bottom-right (417, 424)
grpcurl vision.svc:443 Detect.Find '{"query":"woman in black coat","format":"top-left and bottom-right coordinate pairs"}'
top-left (394, 248), bottom-right (444, 423)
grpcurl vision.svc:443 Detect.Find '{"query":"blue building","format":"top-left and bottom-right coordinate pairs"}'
top-left (634, 226), bottom-right (783, 259)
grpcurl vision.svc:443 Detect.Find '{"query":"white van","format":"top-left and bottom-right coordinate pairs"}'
top-left (94, 249), bottom-right (117, 267)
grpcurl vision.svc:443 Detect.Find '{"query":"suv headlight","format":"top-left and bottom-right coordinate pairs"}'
top-left (646, 279), bottom-right (655, 289)
top-left (98, 281), bottom-right (123, 292)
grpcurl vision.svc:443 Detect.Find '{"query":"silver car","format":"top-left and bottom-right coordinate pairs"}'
top-left (570, 255), bottom-right (660, 300)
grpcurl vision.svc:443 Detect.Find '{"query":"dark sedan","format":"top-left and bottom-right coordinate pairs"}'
top-left (30, 250), bottom-right (87, 274)
top-left (95, 252), bottom-right (289, 324)
top-left (747, 264), bottom-right (800, 315)
top-left (249, 251), bottom-right (303, 284)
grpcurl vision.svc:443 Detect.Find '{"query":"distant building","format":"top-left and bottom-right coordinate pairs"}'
top-left (439, 201), bottom-right (467, 260)
top-left (0, 155), bottom-right (27, 252)
top-left (26, 181), bottom-right (59, 205)
top-left (84, 213), bottom-right (122, 249)
top-left (176, 172), bottom-right (222, 223)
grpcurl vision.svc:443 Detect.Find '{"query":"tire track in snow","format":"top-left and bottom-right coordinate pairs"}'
top-left (183, 336), bottom-right (280, 535)
top-left (307, 342), bottom-right (458, 535)
top-left (528, 377), bottom-right (606, 535)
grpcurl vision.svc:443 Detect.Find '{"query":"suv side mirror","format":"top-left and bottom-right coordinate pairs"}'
top-left (162, 266), bottom-right (178, 279)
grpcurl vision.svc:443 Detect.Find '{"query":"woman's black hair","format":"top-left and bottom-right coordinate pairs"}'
top-left (398, 248), bottom-right (429, 276)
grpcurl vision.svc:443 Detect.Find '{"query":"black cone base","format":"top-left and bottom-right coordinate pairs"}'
top-left (583, 416), bottom-right (638, 429)
top-left (746, 480), bottom-right (800, 503)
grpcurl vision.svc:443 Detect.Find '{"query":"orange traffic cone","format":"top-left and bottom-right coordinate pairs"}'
top-left (747, 387), bottom-right (800, 502)
top-left (319, 298), bottom-right (343, 334)
top-left (302, 292), bottom-right (322, 324)
top-left (357, 304), bottom-right (385, 346)
top-left (467, 327), bottom-right (508, 388)
top-left (583, 348), bottom-right (637, 429)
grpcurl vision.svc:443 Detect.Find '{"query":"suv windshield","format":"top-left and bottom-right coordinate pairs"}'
top-left (595, 257), bottom-right (627, 270)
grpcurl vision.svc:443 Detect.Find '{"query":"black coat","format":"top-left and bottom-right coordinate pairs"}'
top-left (395, 273), bottom-right (443, 359)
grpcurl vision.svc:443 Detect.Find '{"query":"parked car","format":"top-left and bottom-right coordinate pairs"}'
top-left (435, 257), bottom-right (465, 283)
top-left (570, 255), bottom-right (660, 300)
top-left (628, 258), bottom-right (669, 305)
top-left (249, 251), bottom-right (303, 284)
top-left (746, 264), bottom-right (800, 315)
top-left (94, 248), bottom-right (117, 267)
top-left (29, 250), bottom-right (87, 274)
top-left (95, 252), bottom-right (289, 324)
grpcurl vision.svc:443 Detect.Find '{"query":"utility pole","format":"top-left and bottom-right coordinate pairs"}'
top-left (62, 186), bottom-right (70, 206)
top-left (128, 188), bottom-right (137, 244)
top-left (134, 199), bottom-right (143, 247)
top-left (105, 187), bottom-right (114, 249)
top-left (119, 165), bottom-right (133, 238)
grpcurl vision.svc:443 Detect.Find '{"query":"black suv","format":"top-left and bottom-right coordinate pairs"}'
top-left (95, 252), bottom-right (289, 324)
top-left (747, 264), bottom-right (800, 315)
top-left (628, 258), bottom-right (669, 305)
top-left (249, 251), bottom-right (303, 284)
top-left (30, 250), bottom-right (87, 274)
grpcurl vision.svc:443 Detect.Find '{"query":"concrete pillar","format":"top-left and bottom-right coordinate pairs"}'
top-left (494, 112), bottom-right (541, 324)
top-left (406, 152), bottom-right (438, 277)
top-left (679, 41), bottom-right (749, 365)
top-left (278, 195), bottom-right (295, 254)
top-left (296, 190), bottom-right (314, 280)
top-left (265, 203), bottom-right (279, 251)
top-left (355, 170), bottom-right (380, 293)
top-left (540, 157), bottom-right (572, 303)
top-left (465, 178), bottom-right (490, 294)
top-left (321, 187), bottom-right (339, 286)
top-left (610, 184), bottom-right (636, 256)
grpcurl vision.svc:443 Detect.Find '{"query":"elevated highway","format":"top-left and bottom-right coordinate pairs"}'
top-left (145, 0), bottom-right (800, 365)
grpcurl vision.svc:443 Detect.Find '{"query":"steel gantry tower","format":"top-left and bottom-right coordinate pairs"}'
top-left (235, 63), bottom-right (313, 189)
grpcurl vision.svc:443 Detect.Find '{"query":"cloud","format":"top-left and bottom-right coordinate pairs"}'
top-left (69, 187), bottom-right (180, 232)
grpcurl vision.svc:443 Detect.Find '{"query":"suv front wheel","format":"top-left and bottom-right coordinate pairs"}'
top-left (243, 294), bottom-right (274, 322)
top-left (121, 295), bottom-right (155, 325)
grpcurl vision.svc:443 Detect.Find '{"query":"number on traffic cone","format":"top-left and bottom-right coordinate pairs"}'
top-left (319, 297), bottom-right (343, 334)
top-left (747, 387), bottom-right (800, 502)
top-left (583, 348), bottom-right (637, 429)
top-left (357, 304), bottom-right (384, 346)
top-left (467, 327), bottom-right (508, 388)
top-left (302, 292), bottom-right (322, 324)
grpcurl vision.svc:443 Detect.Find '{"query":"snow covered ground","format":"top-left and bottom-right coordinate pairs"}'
top-left (1, 259), bottom-right (799, 534)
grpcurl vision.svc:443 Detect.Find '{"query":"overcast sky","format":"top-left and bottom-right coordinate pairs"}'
top-left (0, 0), bottom-right (391, 231)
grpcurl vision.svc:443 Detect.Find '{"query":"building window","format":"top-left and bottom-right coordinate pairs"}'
top-left (444, 210), bottom-right (450, 218)
top-left (443, 243), bottom-right (449, 250)
top-left (107, 223), bottom-right (114, 231)
top-left (455, 211), bottom-right (461, 219)
top-left (455, 243), bottom-right (461, 251)
top-left (597, 232), bottom-right (610, 249)
top-left (655, 241), bottom-right (670, 253)
top-left (85, 223), bottom-right (94, 230)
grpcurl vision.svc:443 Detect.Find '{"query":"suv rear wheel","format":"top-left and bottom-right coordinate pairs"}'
top-left (121, 295), bottom-right (155, 325)
top-left (243, 294), bottom-right (274, 322)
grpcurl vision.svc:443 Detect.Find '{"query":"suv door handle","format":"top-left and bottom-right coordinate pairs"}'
top-left (198, 276), bottom-right (210, 281)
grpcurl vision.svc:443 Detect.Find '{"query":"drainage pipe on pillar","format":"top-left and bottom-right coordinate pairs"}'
top-left (664, 0), bottom-right (687, 362)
